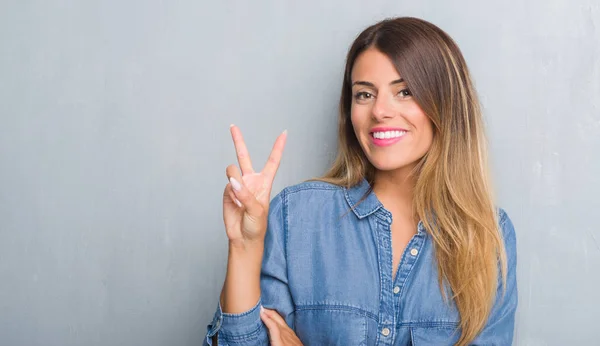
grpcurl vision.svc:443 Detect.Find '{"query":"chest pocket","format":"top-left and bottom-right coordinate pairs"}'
top-left (293, 307), bottom-right (368, 346)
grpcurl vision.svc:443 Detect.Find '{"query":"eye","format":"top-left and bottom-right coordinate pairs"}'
top-left (354, 91), bottom-right (374, 100)
top-left (398, 89), bottom-right (412, 99)
top-left (397, 88), bottom-right (412, 98)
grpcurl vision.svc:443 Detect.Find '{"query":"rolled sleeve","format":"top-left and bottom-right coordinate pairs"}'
top-left (204, 299), bottom-right (267, 345)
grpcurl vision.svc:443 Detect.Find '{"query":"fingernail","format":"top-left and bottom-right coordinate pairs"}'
top-left (230, 177), bottom-right (242, 191)
top-left (282, 129), bottom-right (288, 135)
top-left (235, 198), bottom-right (242, 208)
top-left (230, 124), bottom-right (235, 128)
top-left (260, 306), bottom-right (265, 315)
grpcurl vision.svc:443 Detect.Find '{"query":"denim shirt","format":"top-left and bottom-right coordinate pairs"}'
top-left (204, 179), bottom-right (518, 345)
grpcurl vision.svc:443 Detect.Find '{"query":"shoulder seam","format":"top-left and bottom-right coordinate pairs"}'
top-left (281, 188), bottom-right (289, 269)
top-left (285, 182), bottom-right (343, 195)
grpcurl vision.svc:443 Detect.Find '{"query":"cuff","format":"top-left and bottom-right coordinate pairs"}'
top-left (206, 299), bottom-right (263, 341)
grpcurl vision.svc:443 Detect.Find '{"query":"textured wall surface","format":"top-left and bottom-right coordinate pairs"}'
top-left (1, 1), bottom-right (598, 345)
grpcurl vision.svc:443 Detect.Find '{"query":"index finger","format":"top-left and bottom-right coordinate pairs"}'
top-left (262, 130), bottom-right (287, 181)
top-left (230, 124), bottom-right (255, 175)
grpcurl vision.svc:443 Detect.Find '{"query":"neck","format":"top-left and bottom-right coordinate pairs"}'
top-left (372, 165), bottom-right (417, 217)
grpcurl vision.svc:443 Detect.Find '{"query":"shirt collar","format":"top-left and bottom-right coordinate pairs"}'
top-left (344, 177), bottom-right (383, 219)
top-left (343, 177), bottom-right (426, 233)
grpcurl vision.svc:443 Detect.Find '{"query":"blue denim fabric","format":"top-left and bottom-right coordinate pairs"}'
top-left (205, 179), bottom-right (518, 345)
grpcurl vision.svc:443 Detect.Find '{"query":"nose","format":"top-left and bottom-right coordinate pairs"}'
top-left (371, 94), bottom-right (394, 121)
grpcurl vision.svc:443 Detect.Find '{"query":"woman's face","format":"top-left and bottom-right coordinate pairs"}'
top-left (350, 48), bottom-right (434, 173)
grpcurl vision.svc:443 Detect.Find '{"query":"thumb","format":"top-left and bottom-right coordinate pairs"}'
top-left (226, 165), bottom-right (262, 216)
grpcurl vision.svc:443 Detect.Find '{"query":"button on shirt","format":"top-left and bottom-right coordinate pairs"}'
top-left (205, 179), bottom-right (518, 345)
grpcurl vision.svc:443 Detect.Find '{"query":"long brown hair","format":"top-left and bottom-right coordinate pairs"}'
top-left (313, 17), bottom-right (507, 345)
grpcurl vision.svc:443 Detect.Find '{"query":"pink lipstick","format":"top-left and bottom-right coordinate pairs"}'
top-left (369, 127), bottom-right (408, 147)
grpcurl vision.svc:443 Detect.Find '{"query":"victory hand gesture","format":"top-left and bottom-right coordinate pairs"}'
top-left (223, 125), bottom-right (287, 247)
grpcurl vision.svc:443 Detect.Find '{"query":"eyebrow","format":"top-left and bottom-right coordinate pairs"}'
top-left (351, 78), bottom-right (405, 87)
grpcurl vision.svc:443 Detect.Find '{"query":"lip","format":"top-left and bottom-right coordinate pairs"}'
top-left (370, 127), bottom-right (409, 133)
top-left (369, 127), bottom-right (409, 147)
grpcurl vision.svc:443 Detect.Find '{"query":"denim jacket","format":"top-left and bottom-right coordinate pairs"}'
top-left (204, 179), bottom-right (518, 345)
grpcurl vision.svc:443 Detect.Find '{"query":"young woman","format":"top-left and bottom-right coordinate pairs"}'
top-left (204, 17), bottom-right (518, 346)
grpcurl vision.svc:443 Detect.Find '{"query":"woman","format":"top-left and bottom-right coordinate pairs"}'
top-left (205, 17), bottom-right (517, 346)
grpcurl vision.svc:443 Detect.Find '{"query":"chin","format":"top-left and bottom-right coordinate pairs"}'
top-left (369, 159), bottom-right (411, 172)
top-left (365, 153), bottom-right (422, 173)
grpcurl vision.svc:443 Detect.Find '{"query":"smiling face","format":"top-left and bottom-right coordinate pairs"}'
top-left (350, 47), bottom-right (434, 174)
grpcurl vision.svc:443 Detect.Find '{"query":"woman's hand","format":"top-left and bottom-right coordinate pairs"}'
top-left (219, 125), bottom-right (287, 314)
top-left (260, 307), bottom-right (303, 346)
top-left (222, 125), bottom-right (287, 247)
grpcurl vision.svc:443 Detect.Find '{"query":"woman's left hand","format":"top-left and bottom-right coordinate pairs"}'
top-left (260, 307), bottom-right (303, 346)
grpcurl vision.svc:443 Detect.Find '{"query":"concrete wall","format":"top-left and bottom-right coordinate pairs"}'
top-left (1, 1), bottom-right (598, 345)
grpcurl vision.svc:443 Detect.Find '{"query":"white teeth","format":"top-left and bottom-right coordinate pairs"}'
top-left (372, 130), bottom-right (406, 139)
